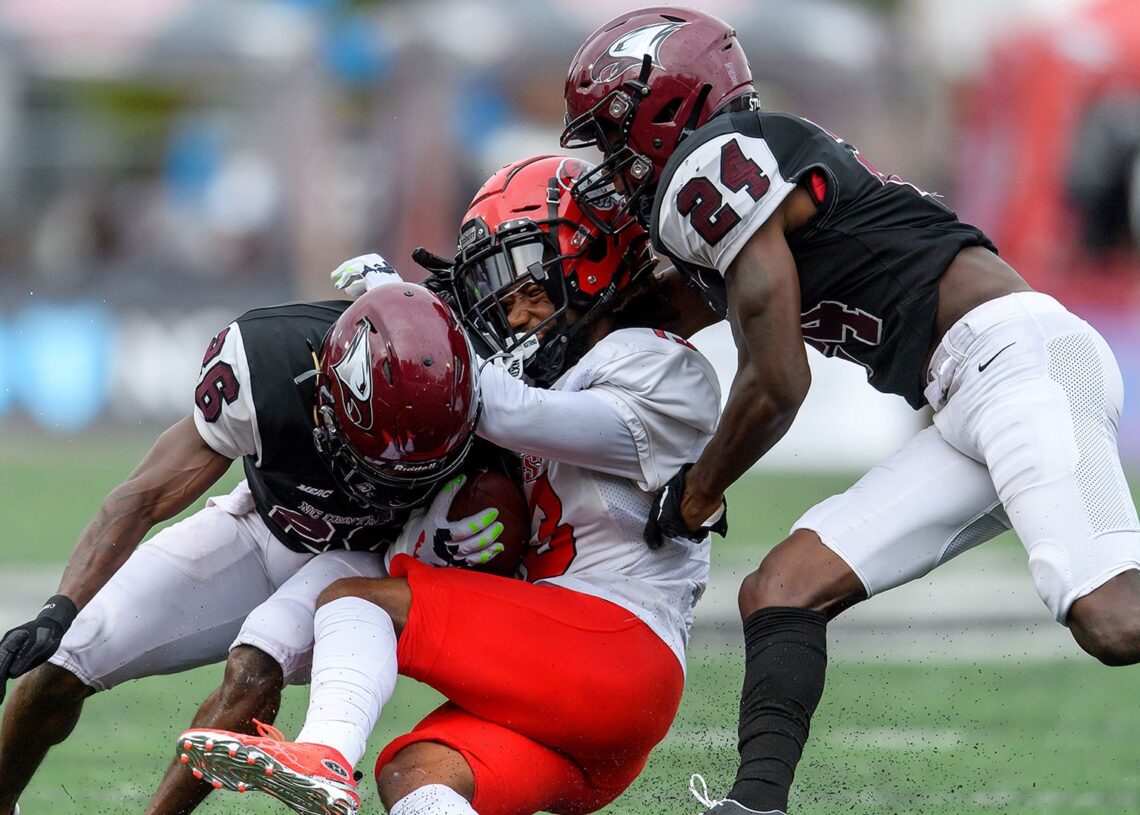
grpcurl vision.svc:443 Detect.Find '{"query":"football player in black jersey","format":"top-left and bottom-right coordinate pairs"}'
top-left (563, 7), bottom-right (1140, 815)
top-left (0, 284), bottom-right (504, 815)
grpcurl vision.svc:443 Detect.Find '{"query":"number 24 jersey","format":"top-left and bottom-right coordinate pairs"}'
top-left (650, 109), bottom-right (997, 409)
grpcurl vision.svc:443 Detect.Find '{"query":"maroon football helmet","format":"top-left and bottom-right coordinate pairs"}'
top-left (452, 154), bottom-right (655, 386)
top-left (561, 6), bottom-right (757, 230)
top-left (313, 283), bottom-right (480, 510)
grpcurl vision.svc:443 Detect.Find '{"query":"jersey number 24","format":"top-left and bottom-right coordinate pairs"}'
top-left (677, 139), bottom-right (770, 245)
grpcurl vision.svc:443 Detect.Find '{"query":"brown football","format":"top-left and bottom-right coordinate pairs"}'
top-left (448, 467), bottom-right (531, 577)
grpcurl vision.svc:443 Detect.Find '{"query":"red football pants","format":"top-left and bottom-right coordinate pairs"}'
top-left (376, 555), bottom-right (685, 815)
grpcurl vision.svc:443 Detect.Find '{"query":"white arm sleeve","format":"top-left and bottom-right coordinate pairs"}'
top-left (477, 362), bottom-right (644, 481)
top-left (657, 132), bottom-right (796, 272)
top-left (477, 329), bottom-right (721, 491)
top-left (191, 322), bottom-right (260, 462)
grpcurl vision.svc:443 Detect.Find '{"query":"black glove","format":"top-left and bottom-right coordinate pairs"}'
top-left (412, 248), bottom-right (459, 306)
top-left (0, 594), bottom-right (78, 703)
top-left (411, 246), bottom-right (455, 277)
top-left (643, 464), bottom-right (728, 550)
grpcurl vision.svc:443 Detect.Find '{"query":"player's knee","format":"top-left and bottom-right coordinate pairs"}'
top-left (315, 577), bottom-right (369, 609)
top-left (1076, 624), bottom-right (1140, 666)
top-left (376, 742), bottom-right (474, 810)
top-left (20, 662), bottom-right (93, 706)
top-left (1068, 572), bottom-right (1140, 666)
top-left (375, 750), bottom-right (414, 808)
top-left (317, 577), bottom-right (410, 623)
top-left (375, 745), bottom-right (440, 809)
top-left (1071, 612), bottom-right (1140, 666)
top-left (739, 561), bottom-right (819, 614)
top-left (739, 564), bottom-right (789, 612)
top-left (738, 532), bottom-right (864, 619)
top-left (218, 645), bottom-right (283, 704)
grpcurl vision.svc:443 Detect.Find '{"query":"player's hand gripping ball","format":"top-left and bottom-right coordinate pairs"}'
top-left (448, 467), bottom-right (530, 577)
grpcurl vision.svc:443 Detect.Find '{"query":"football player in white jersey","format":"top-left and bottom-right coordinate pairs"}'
top-left (561, 7), bottom-right (1140, 815)
top-left (173, 154), bottom-right (722, 815)
top-left (0, 285), bottom-right (502, 815)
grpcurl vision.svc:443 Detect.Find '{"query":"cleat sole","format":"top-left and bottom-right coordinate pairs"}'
top-left (176, 730), bottom-right (358, 815)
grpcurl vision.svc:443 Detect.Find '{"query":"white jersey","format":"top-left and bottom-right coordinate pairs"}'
top-left (477, 327), bottom-right (720, 673)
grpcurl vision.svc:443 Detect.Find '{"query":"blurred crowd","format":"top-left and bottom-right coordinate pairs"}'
top-left (0, 0), bottom-right (1138, 452)
top-left (3, 0), bottom-right (1138, 305)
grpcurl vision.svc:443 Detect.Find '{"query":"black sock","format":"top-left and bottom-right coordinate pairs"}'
top-left (728, 606), bottom-right (828, 812)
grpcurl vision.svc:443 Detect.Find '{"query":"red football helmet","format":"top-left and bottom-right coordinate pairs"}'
top-left (452, 154), bottom-right (655, 386)
top-left (313, 283), bottom-right (480, 510)
top-left (561, 6), bottom-right (756, 230)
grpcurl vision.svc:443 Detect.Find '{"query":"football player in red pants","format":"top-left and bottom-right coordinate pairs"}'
top-left (560, 7), bottom-right (1140, 815)
top-left (174, 154), bottom-right (723, 815)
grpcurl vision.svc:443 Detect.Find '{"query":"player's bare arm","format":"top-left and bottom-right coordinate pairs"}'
top-left (680, 198), bottom-right (812, 530)
top-left (0, 416), bottom-right (231, 702)
top-left (57, 416), bottom-right (233, 609)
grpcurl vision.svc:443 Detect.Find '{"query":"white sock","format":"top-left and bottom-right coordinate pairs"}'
top-left (389, 784), bottom-right (477, 815)
top-left (295, 596), bottom-right (398, 766)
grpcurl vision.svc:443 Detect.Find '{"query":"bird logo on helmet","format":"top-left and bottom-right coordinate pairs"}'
top-left (561, 6), bottom-right (758, 232)
top-left (592, 20), bottom-right (685, 83)
top-left (312, 283), bottom-right (481, 511)
top-left (452, 154), bottom-right (656, 387)
top-left (329, 318), bottom-right (376, 431)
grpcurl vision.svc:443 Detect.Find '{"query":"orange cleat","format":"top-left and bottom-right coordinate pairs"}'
top-left (175, 720), bottom-right (359, 815)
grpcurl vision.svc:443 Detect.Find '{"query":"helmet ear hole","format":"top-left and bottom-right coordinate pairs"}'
top-left (585, 238), bottom-right (608, 263)
top-left (653, 97), bottom-right (684, 124)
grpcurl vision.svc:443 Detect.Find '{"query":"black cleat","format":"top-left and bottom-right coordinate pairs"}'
top-left (690, 774), bottom-right (786, 815)
top-left (703, 802), bottom-right (785, 815)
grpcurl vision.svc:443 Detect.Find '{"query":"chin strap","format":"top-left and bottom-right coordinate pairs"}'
top-left (678, 83), bottom-right (712, 145)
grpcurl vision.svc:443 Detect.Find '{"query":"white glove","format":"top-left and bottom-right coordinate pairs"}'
top-left (330, 253), bottom-right (403, 298)
top-left (485, 333), bottom-right (540, 379)
top-left (389, 475), bottom-right (505, 569)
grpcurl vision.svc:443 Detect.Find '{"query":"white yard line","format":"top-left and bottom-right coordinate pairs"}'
top-left (2, 553), bottom-right (1081, 662)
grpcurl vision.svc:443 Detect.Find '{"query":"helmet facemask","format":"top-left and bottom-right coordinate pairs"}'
top-left (312, 394), bottom-right (474, 512)
top-left (455, 213), bottom-right (597, 387)
top-left (561, 59), bottom-right (660, 235)
top-left (453, 155), bottom-right (657, 388)
top-left (562, 8), bottom-right (761, 233)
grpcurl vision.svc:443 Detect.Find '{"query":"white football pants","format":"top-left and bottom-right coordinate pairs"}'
top-left (796, 292), bottom-right (1140, 622)
top-left (49, 481), bottom-right (386, 690)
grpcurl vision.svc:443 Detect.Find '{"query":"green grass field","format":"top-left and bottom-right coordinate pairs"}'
top-left (2, 432), bottom-right (1140, 813)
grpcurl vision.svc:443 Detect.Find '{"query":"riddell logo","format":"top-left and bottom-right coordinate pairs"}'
top-left (592, 21), bottom-right (686, 83)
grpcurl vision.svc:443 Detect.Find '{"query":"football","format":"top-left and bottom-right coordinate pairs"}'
top-left (449, 466), bottom-right (531, 577)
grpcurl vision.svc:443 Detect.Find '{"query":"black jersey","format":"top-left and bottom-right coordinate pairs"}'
top-left (649, 110), bottom-right (997, 408)
top-left (192, 300), bottom-right (409, 554)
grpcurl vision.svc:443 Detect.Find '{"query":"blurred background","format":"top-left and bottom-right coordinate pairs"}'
top-left (2, 0), bottom-right (1140, 812)
top-left (0, 0), bottom-right (1138, 461)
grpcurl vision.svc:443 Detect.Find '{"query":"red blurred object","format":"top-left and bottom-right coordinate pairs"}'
top-left (956, 0), bottom-right (1140, 310)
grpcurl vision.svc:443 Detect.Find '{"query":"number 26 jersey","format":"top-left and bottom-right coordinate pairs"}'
top-left (650, 109), bottom-right (997, 409)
